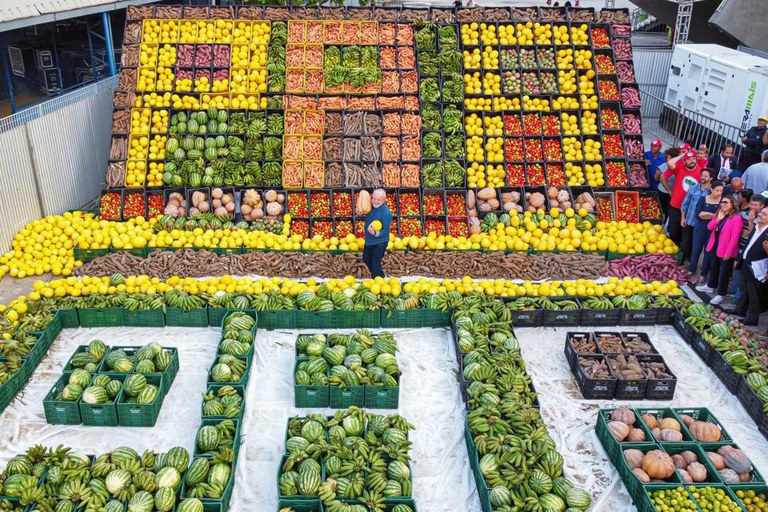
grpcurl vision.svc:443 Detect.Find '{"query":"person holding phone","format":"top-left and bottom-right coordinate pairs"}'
top-left (696, 196), bottom-right (743, 305)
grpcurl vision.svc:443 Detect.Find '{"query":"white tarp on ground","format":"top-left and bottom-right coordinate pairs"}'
top-left (0, 324), bottom-right (766, 512)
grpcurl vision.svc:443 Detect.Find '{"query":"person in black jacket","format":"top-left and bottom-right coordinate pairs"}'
top-left (730, 206), bottom-right (768, 325)
top-left (740, 115), bottom-right (768, 170)
top-left (708, 144), bottom-right (739, 183)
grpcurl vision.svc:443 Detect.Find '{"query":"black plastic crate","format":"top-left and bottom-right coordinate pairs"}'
top-left (543, 300), bottom-right (582, 326)
top-left (672, 309), bottom-right (694, 342)
top-left (508, 308), bottom-right (543, 327)
top-left (620, 307), bottom-right (658, 326)
top-left (564, 332), bottom-right (596, 371)
top-left (606, 355), bottom-right (648, 400)
top-left (737, 376), bottom-right (766, 429)
top-left (690, 332), bottom-right (714, 365)
top-left (709, 350), bottom-right (740, 394)
top-left (580, 307), bottom-right (621, 326)
top-left (637, 354), bottom-right (677, 401)
top-left (574, 354), bottom-right (616, 400)
top-left (620, 331), bottom-right (658, 355)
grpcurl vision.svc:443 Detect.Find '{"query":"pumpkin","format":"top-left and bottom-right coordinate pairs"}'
top-left (688, 421), bottom-right (721, 442)
top-left (679, 414), bottom-right (694, 428)
top-left (677, 469), bottom-right (692, 484)
top-left (719, 469), bottom-right (741, 484)
top-left (608, 421), bottom-right (630, 442)
top-left (624, 449), bottom-right (644, 469)
top-left (610, 407), bottom-right (636, 425)
top-left (739, 472), bottom-right (752, 482)
top-left (657, 429), bottom-right (683, 442)
top-left (672, 455), bottom-right (687, 470)
top-left (651, 428), bottom-right (661, 439)
top-left (641, 414), bottom-right (659, 430)
top-left (632, 468), bottom-right (650, 484)
top-left (466, 190), bottom-right (476, 209)
top-left (687, 462), bottom-right (707, 482)
top-left (626, 429), bottom-right (646, 442)
top-left (706, 452), bottom-right (726, 470)
top-left (266, 202), bottom-right (282, 217)
top-left (720, 448), bottom-right (752, 474)
top-left (477, 187), bottom-right (497, 201)
top-left (642, 450), bottom-right (676, 479)
top-left (659, 418), bottom-right (681, 431)
top-left (680, 451), bottom-right (698, 466)
top-left (356, 190), bottom-right (372, 215)
top-left (264, 190), bottom-right (277, 202)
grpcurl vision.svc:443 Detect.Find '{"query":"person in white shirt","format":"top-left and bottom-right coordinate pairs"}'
top-left (707, 144), bottom-right (739, 183)
top-left (742, 150), bottom-right (768, 195)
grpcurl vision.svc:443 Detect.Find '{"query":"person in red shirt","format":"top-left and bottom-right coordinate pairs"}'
top-left (661, 150), bottom-right (706, 251)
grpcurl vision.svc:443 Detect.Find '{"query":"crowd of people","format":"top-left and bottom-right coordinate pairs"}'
top-left (646, 115), bottom-right (768, 329)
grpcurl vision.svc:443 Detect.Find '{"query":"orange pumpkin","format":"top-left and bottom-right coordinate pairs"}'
top-left (688, 421), bottom-right (721, 442)
top-left (610, 406), bottom-right (636, 425)
top-left (641, 414), bottom-right (659, 430)
top-left (642, 450), bottom-right (676, 479)
top-left (657, 429), bottom-right (683, 442)
top-left (659, 418), bottom-right (681, 431)
top-left (687, 462), bottom-right (707, 482)
top-left (608, 421), bottom-right (630, 442)
top-left (624, 449), bottom-right (644, 469)
top-left (626, 428), bottom-right (646, 442)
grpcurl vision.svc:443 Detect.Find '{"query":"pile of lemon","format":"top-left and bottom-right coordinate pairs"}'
top-left (157, 45), bottom-right (176, 67)
top-left (561, 114), bottom-right (581, 136)
top-left (170, 94), bottom-right (201, 110)
top-left (492, 96), bottom-right (519, 111)
top-left (467, 163), bottom-right (505, 188)
top-left (515, 22), bottom-right (535, 45)
top-left (557, 70), bottom-right (577, 93)
top-left (570, 24), bottom-right (590, 45)
top-left (136, 67), bottom-right (157, 92)
top-left (481, 46), bottom-right (500, 70)
top-left (565, 162), bottom-right (586, 186)
top-left (497, 24), bottom-right (516, 45)
top-left (581, 111), bottom-right (598, 134)
top-left (584, 139), bottom-right (602, 161)
top-left (460, 22), bottom-right (480, 45)
top-left (464, 97), bottom-right (494, 111)
top-left (522, 96), bottom-right (551, 111)
top-left (463, 47), bottom-right (482, 69)
top-left (585, 163), bottom-right (605, 187)
top-left (135, 92), bottom-right (172, 108)
top-left (482, 72), bottom-right (501, 95)
top-left (464, 113), bottom-right (484, 136)
top-left (552, 95), bottom-right (579, 110)
top-left (533, 22), bottom-right (553, 44)
top-left (563, 137), bottom-right (584, 160)
top-left (466, 135), bottom-right (485, 162)
top-left (580, 93), bottom-right (599, 110)
top-left (463, 72), bottom-right (482, 94)
top-left (557, 48), bottom-right (574, 69)
top-left (155, 67), bottom-right (175, 92)
top-left (484, 137), bottom-right (504, 163)
top-left (479, 23), bottom-right (499, 45)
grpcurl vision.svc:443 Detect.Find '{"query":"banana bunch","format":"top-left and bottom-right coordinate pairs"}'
top-left (249, 291), bottom-right (294, 311)
top-left (612, 294), bottom-right (649, 310)
top-left (115, 293), bottom-right (166, 312)
top-left (295, 292), bottom-right (334, 312)
top-left (652, 295), bottom-right (691, 309)
top-left (506, 297), bottom-right (544, 311)
top-left (202, 386), bottom-right (243, 418)
top-left (379, 294), bottom-right (421, 313)
top-left (2, 331), bottom-right (39, 359)
top-left (685, 316), bottom-right (716, 332)
top-left (163, 290), bottom-right (206, 312)
top-left (15, 301), bottom-right (56, 332)
top-left (581, 297), bottom-right (614, 310)
top-left (541, 299), bottom-right (580, 311)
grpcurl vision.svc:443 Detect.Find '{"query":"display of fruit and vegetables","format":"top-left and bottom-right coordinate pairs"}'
top-left (98, 342), bottom-right (176, 376)
top-left (295, 330), bottom-right (400, 389)
top-left (278, 407), bottom-right (416, 511)
top-left (202, 385), bottom-right (244, 419)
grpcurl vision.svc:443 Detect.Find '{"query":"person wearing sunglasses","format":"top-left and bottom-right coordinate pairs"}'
top-left (696, 196), bottom-right (744, 305)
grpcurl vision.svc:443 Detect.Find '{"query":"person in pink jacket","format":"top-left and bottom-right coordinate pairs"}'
top-left (696, 195), bottom-right (744, 305)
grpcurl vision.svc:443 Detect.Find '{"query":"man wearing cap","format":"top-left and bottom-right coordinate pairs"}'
top-left (661, 149), bottom-right (706, 248)
top-left (742, 150), bottom-right (768, 196)
top-left (645, 139), bottom-right (666, 190)
top-left (740, 115), bottom-right (768, 169)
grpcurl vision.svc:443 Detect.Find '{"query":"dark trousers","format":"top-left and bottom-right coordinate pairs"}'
top-left (735, 265), bottom-right (768, 323)
top-left (739, 152), bottom-right (761, 171)
top-left (658, 192), bottom-right (671, 223)
top-left (681, 225), bottom-right (694, 263)
top-left (667, 207), bottom-right (683, 246)
top-left (707, 253), bottom-right (735, 296)
top-left (688, 224), bottom-right (711, 274)
top-left (363, 243), bottom-right (387, 278)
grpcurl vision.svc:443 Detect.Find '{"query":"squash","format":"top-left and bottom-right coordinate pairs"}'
top-left (659, 418), bottom-right (681, 431)
top-left (679, 414), bottom-right (695, 428)
top-left (720, 448), bottom-right (752, 474)
top-left (477, 187), bottom-right (496, 201)
top-left (680, 451), bottom-right (698, 466)
top-left (739, 472), bottom-right (752, 482)
top-left (608, 421), bottom-right (630, 442)
top-left (623, 449), bottom-right (644, 469)
top-left (266, 202), bottom-right (282, 217)
top-left (264, 189), bottom-right (277, 202)
top-left (672, 455), bottom-right (686, 470)
top-left (688, 421), bottom-right (721, 442)
top-left (677, 469), bottom-right (692, 484)
top-left (627, 429), bottom-right (646, 442)
top-left (610, 407), bottom-right (636, 425)
top-left (706, 452), bottom-right (726, 470)
top-left (466, 190), bottom-right (476, 210)
top-left (641, 414), bottom-right (659, 430)
top-left (356, 190), bottom-right (372, 215)
top-left (632, 468), bottom-right (650, 484)
top-left (687, 462), bottom-right (707, 482)
top-left (642, 450), bottom-right (676, 479)
top-left (719, 469), bottom-right (741, 484)
top-left (657, 429), bottom-right (683, 442)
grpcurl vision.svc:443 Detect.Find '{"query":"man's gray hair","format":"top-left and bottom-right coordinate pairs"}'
top-left (762, 149), bottom-right (768, 162)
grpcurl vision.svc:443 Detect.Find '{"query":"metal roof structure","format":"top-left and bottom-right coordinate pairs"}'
top-left (0, 0), bottom-right (156, 32)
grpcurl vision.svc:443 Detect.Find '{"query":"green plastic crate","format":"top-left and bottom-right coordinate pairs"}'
top-left (257, 309), bottom-right (296, 330)
top-left (116, 374), bottom-right (165, 427)
top-left (330, 385), bottom-right (364, 409)
top-left (78, 307), bottom-right (125, 328)
top-left (364, 382), bottom-right (400, 409)
top-left (294, 311), bottom-right (340, 329)
top-left (384, 498), bottom-right (418, 511)
top-left (276, 500), bottom-right (323, 511)
top-left (207, 356), bottom-right (250, 388)
top-left (687, 484), bottom-right (746, 511)
top-left (201, 384), bottom-right (246, 420)
top-left (277, 454), bottom-right (324, 507)
top-left (636, 408), bottom-right (696, 443)
top-left (55, 308), bottom-right (80, 328)
top-left (80, 375), bottom-right (123, 427)
top-left (698, 442), bottom-right (765, 484)
top-left (637, 485), bottom-right (698, 512)
top-left (294, 359), bottom-right (330, 409)
top-left (24, 332), bottom-right (50, 367)
top-left (179, 464), bottom-right (236, 512)
top-left (43, 372), bottom-right (82, 425)
top-left (731, 484), bottom-right (768, 510)
top-left (620, 444), bottom-right (673, 498)
top-left (63, 345), bottom-right (101, 372)
top-left (672, 408), bottom-right (732, 444)
top-left (0, 363), bottom-right (28, 412)
top-left (165, 307), bottom-right (209, 327)
top-left (380, 308), bottom-right (450, 328)
top-left (595, 408), bottom-right (655, 462)
top-left (123, 308), bottom-right (165, 327)
top-left (334, 309), bottom-right (381, 328)
top-left (195, 418), bottom-right (242, 458)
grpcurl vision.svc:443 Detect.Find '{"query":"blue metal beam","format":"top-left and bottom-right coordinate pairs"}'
top-left (3, 52), bottom-right (16, 113)
top-left (102, 11), bottom-right (116, 77)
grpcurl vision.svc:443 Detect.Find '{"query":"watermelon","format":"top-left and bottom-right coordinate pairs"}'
top-left (155, 351), bottom-right (172, 371)
top-left (208, 463), bottom-right (231, 487)
top-left (387, 460), bottom-right (410, 481)
top-left (177, 122), bottom-right (187, 134)
top-left (166, 138), bottom-right (179, 153)
top-left (211, 364), bottom-right (232, 382)
top-left (286, 437), bottom-right (310, 455)
top-left (155, 467), bottom-right (181, 490)
top-left (382, 428), bottom-right (407, 448)
top-left (154, 487), bottom-right (175, 512)
top-left (566, 488), bottom-right (592, 509)
top-left (61, 383), bottom-right (83, 401)
top-left (297, 470), bottom-right (320, 495)
top-left (382, 480), bottom-right (403, 497)
top-left (294, 370), bottom-right (311, 385)
top-left (747, 372), bottom-right (767, 390)
top-left (111, 447), bottom-right (139, 465)
top-left (105, 380), bottom-right (122, 399)
top-left (552, 477), bottom-right (575, 499)
top-left (342, 415), bottom-right (364, 436)
top-left (490, 486), bottom-right (512, 507)
top-left (69, 369), bottom-right (92, 388)
top-left (528, 469), bottom-right (553, 494)
top-left (188, 119), bottom-right (199, 134)
top-left (204, 147), bottom-right (218, 160)
top-left (105, 468), bottom-right (132, 495)
top-left (82, 386), bottom-right (109, 404)
top-left (113, 358), bottom-right (134, 373)
top-left (207, 119), bottom-right (219, 133)
top-left (164, 447), bottom-right (190, 473)
top-left (305, 357), bottom-right (328, 376)
top-left (300, 420), bottom-right (324, 442)
top-left (187, 149), bottom-right (203, 160)
top-left (124, 374), bottom-right (147, 397)
top-left (104, 501), bottom-right (124, 512)
top-left (757, 386), bottom-right (768, 402)
top-left (92, 375), bottom-right (111, 388)
top-left (185, 458), bottom-right (210, 485)
top-left (176, 498), bottom-right (204, 512)
top-left (196, 426), bottom-right (221, 452)
top-left (392, 506), bottom-right (414, 512)
top-left (539, 493), bottom-right (567, 511)
top-left (128, 490), bottom-right (154, 512)
top-left (135, 385), bottom-right (159, 404)
top-left (6, 456), bottom-right (32, 476)
top-left (70, 352), bottom-right (96, 369)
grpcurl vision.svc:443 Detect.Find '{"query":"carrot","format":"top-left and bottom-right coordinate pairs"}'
top-left (377, 96), bottom-right (404, 110)
top-left (402, 136), bottom-right (420, 161)
top-left (382, 137), bottom-right (400, 161)
top-left (286, 45), bottom-right (304, 67)
top-left (288, 95), bottom-right (318, 110)
top-left (288, 21), bottom-right (306, 43)
top-left (303, 137), bottom-right (322, 160)
top-left (362, 82), bottom-right (381, 94)
top-left (286, 69), bottom-right (303, 92)
top-left (379, 23), bottom-right (396, 45)
top-left (304, 162), bottom-right (324, 188)
top-left (360, 22), bottom-right (378, 45)
top-left (305, 45), bottom-right (323, 68)
top-left (318, 96), bottom-right (344, 110)
top-left (305, 69), bottom-right (323, 93)
top-left (397, 47), bottom-right (415, 69)
top-left (379, 47), bottom-right (396, 69)
top-left (304, 110), bottom-right (324, 134)
top-left (402, 112), bottom-right (422, 133)
top-left (342, 21), bottom-right (360, 44)
top-left (283, 136), bottom-right (302, 160)
top-left (404, 96), bottom-right (420, 111)
top-left (283, 161), bottom-right (303, 188)
top-left (402, 164), bottom-right (420, 187)
top-left (306, 21), bottom-right (323, 43)
top-left (401, 71), bottom-right (417, 93)
top-left (347, 97), bottom-right (374, 110)
top-left (285, 112), bottom-right (304, 134)
top-left (396, 24), bottom-right (413, 45)
top-left (384, 113), bottom-right (401, 135)
top-left (382, 71), bottom-right (400, 93)
top-left (383, 163), bottom-right (401, 187)
top-left (324, 21), bottom-right (342, 44)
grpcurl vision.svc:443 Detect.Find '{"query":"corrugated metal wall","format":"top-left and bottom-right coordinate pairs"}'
top-left (0, 84), bottom-right (114, 252)
top-left (634, 48), bottom-right (674, 118)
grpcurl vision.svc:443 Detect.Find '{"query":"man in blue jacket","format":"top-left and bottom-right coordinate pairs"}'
top-left (363, 189), bottom-right (392, 278)
top-left (740, 115), bottom-right (768, 170)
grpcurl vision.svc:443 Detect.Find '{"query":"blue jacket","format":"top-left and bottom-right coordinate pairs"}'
top-left (364, 205), bottom-right (392, 246)
top-left (681, 184), bottom-right (710, 227)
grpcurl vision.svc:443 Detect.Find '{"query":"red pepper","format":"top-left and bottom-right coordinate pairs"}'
top-left (602, 134), bottom-right (624, 158)
top-left (311, 220), bottom-right (333, 238)
top-left (596, 197), bottom-right (615, 222)
top-left (504, 138), bottom-right (524, 161)
top-left (595, 54), bottom-right (616, 75)
top-left (640, 196), bottom-right (661, 220)
top-left (448, 218), bottom-right (468, 237)
top-left (147, 194), bottom-right (164, 217)
top-left (122, 192), bottom-right (146, 219)
top-left (601, 109), bottom-right (620, 130)
top-left (598, 79), bottom-right (620, 101)
top-left (335, 219), bottom-right (353, 238)
top-left (542, 115), bottom-right (561, 136)
top-left (291, 219), bottom-right (310, 238)
top-left (100, 192), bottom-right (121, 221)
top-left (423, 193), bottom-right (445, 216)
top-left (523, 113), bottom-right (542, 135)
top-left (591, 27), bottom-right (610, 48)
top-left (504, 115), bottom-right (522, 136)
top-left (526, 164), bottom-right (546, 186)
top-left (606, 162), bottom-right (629, 187)
top-left (546, 164), bottom-right (566, 187)
top-left (333, 191), bottom-right (352, 217)
top-left (399, 193), bottom-right (420, 216)
top-left (400, 217), bottom-right (423, 237)
top-left (544, 139), bottom-right (563, 161)
top-left (310, 191), bottom-right (330, 217)
top-left (289, 193), bottom-right (309, 217)
top-left (616, 194), bottom-right (639, 223)
top-left (506, 164), bottom-right (525, 186)
top-left (524, 138), bottom-right (543, 161)
top-left (446, 194), bottom-right (466, 217)
top-left (425, 219), bottom-right (445, 235)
